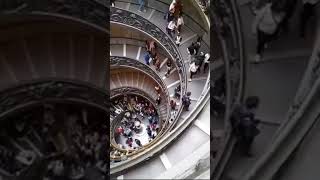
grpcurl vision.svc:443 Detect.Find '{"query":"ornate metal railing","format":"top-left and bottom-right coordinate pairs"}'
top-left (110, 56), bottom-right (167, 92)
top-left (110, 37), bottom-right (169, 58)
top-left (0, 0), bottom-right (108, 32)
top-left (109, 87), bottom-right (166, 155)
top-left (0, 78), bottom-right (109, 120)
top-left (110, 7), bottom-right (187, 131)
top-left (115, 0), bottom-right (209, 33)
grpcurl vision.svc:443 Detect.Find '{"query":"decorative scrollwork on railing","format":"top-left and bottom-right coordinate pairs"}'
top-left (0, 0), bottom-right (108, 29)
top-left (0, 79), bottom-right (109, 119)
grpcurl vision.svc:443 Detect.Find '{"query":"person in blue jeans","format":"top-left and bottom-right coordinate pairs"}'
top-left (138, 0), bottom-right (146, 13)
top-left (144, 52), bottom-right (150, 65)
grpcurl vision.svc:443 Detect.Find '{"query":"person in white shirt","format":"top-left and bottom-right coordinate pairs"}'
top-left (169, 0), bottom-right (176, 13)
top-left (189, 61), bottom-right (198, 82)
top-left (175, 32), bottom-right (182, 46)
top-left (300, 0), bottom-right (319, 37)
top-left (176, 13), bottom-right (184, 33)
top-left (252, 2), bottom-right (285, 62)
top-left (111, 0), bottom-right (115, 7)
top-left (203, 53), bottom-right (210, 73)
top-left (166, 20), bottom-right (176, 38)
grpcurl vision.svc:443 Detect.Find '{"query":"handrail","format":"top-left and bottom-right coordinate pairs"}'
top-left (110, 7), bottom-right (187, 133)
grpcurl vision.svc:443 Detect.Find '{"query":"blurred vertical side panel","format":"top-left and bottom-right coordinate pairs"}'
top-left (0, 0), bottom-right (109, 179)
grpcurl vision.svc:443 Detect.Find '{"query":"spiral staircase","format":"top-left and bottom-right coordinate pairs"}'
top-left (0, 0), bottom-right (317, 179)
top-left (109, 1), bottom-right (214, 179)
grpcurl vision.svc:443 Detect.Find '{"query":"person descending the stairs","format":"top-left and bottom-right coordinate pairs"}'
top-left (175, 32), bottom-right (182, 46)
top-left (111, 0), bottom-right (115, 7)
top-left (231, 96), bottom-right (261, 157)
top-left (189, 60), bottom-right (198, 82)
top-left (138, 0), bottom-right (146, 13)
top-left (300, 0), bottom-right (319, 37)
top-left (174, 84), bottom-right (181, 99)
top-left (195, 52), bottom-right (205, 73)
top-left (203, 53), bottom-right (210, 73)
top-left (167, 20), bottom-right (177, 38)
top-left (182, 94), bottom-right (191, 111)
top-left (187, 43), bottom-right (197, 62)
top-left (252, 2), bottom-right (285, 62)
top-left (165, 59), bottom-right (172, 77)
top-left (156, 94), bottom-right (161, 105)
top-left (176, 12), bottom-right (184, 33)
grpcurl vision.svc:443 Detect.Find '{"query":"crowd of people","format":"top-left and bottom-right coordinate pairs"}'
top-left (252, 0), bottom-right (319, 62)
top-left (187, 36), bottom-right (211, 82)
top-left (112, 94), bottom-right (160, 151)
top-left (144, 40), bottom-right (178, 79)
top-left (0, 104), bottom-right (107, 179)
